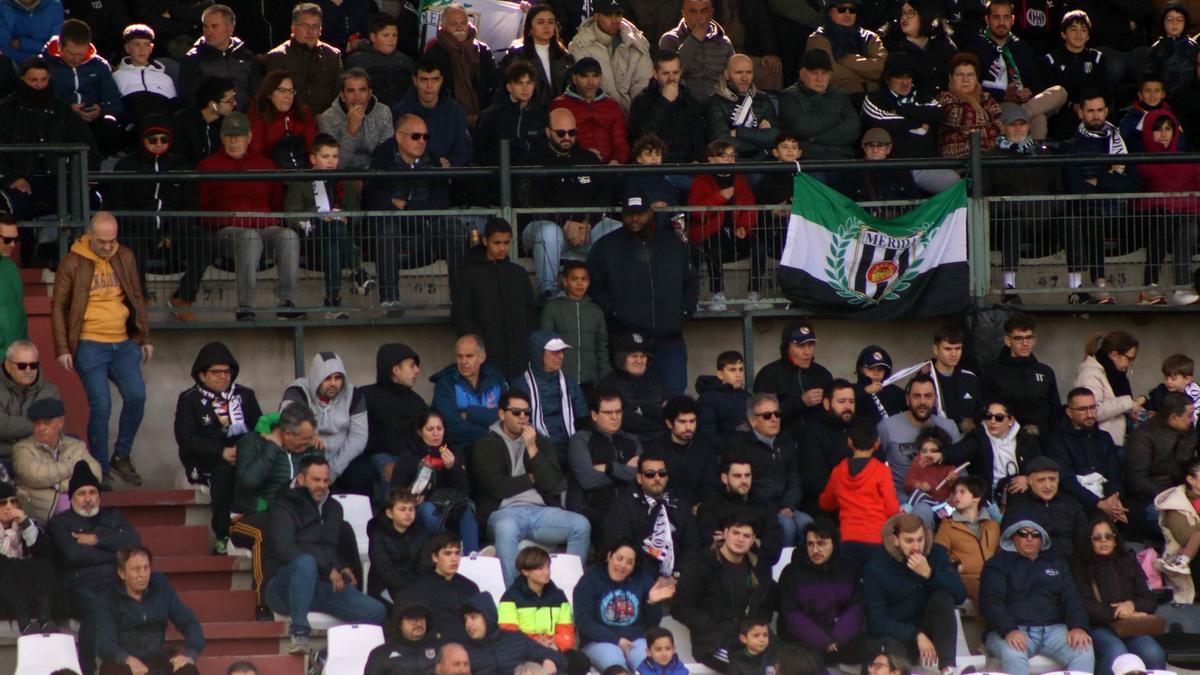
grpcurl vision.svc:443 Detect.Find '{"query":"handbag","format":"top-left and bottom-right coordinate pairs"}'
top-left (1092, 581), bottom-right (1167, 637)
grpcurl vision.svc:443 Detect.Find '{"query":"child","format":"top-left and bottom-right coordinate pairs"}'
top-left (112, 24), bottom-right (178, 135)
top-left (752, 133), bottom-right (802, 208)
top-left (636, 627), bottom-right (689, 675)
top-left (1148, 2), bottom-right (1200, 95)
top-left (688, 139), bottom-right (759, 312)
top-left (1147, 353), bottom-right (1200, 424)
top-left (934, 475), bottom-right (998, 607)
top-left (1043, 10), bottom-right (1104, 141)
top-left (903, 427), bottom-right (959, 504)
top-left (344, 12), bottom-right (416, 108)
top-left (819, 419), bottom-right (900, 566)
top-left (725, 616), bottom-right (777, 675)
top-left (695, 350), bottom-right (751, 440)
top-left (853, 345), bottom-right (906, 422)
top-left (1119, 72), bottom-right (1180, 153)
top-left (283, 133), bottom-right (372, 318)
top-left (540, 260), bottom-right (611, 390)
top-left (365, 489), bottom-right (429, 604)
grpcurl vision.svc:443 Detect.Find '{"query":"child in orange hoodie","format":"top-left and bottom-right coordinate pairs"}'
top-left (819, 419), bottom-right (900, 567)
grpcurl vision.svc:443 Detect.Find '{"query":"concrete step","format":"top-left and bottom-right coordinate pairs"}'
top-left (142, 525), bottom-right (211, 557)
top-left (155, 555), bottom-right (243, 592)
top-left (197, 654), bottom-right (306, 675)
top-left (178, 590), bottom-right (256, 623)
top-left (104, 489), bottom-right (206, 528)
top-left (167, 621), bottom-right (289, 657)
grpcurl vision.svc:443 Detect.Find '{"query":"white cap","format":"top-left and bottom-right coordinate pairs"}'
top-left (543, 337), bottom-right (572, 351)
top-left (1112, 654), bottom-right (1148, 675)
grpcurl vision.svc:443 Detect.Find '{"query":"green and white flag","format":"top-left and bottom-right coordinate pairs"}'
top-left (778, 173), bottom-right (969, 320)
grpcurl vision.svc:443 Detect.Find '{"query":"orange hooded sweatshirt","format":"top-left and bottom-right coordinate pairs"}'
top-left (71, 235), bottom-right (129, 344)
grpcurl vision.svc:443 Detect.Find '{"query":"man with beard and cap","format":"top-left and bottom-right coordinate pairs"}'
top-left (1044, 387), bottom-right (1128, 522)
top-left (461, 592), bottom-right (567, 674)
top-left (0, 339), bottom-right (59, 467)
top-left (432, 334), bottom-right (508, 451)
top-left (174, 341), bottom-right (262, 550)
top-left (704, 53), bottom-right (780, 160)
top-left (696, 455), bottom-right (784, 570)
top-left (14, 397), bottom-right (96, 526)
top-left (861, 51), bottom-right (954, 193)
top-left (753, 320), bottom-right (833, 437)
top-left (598, 332), bottom-right (666, 445)
top-left (650, 395), bottom-right (719, 508)
top-left (281, 351), bottom-right (369, 494)
top-left (362, 343), bottom-right (429, 484)
top-left (853, 345), bottom-right (906, 422)
top-left (0, 478), bottom-right (57, 635)
top-left (48, 460), bottom-right (142, 675)
top-left (604, 451), bottom-right (702, 577)
top-left (804, 0), bottom-right (887, 95)
top-left (512, 331), bottom-right (589, 460)
top-left (365, 602), bottom-right (441, 675)
top-left (862, 513), bottom-right (964, 675)
top-left (422, 3), bottom-right (500, 128)
top-left (980, 518), bottom-right (1094, 674)
top-left (877, 375), bottom-right (961, 506)
top-left (797, 378), bottom-right (858, 516)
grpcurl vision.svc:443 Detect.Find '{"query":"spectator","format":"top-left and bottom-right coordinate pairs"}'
top-left (844, 128), bottom-right (922, 202)
top-left (818, 418), bottom-right (899, 565)
top-left (471, 389), bottom-right (591, 586)
top-left (498, 547), bottom-right (581, 659)
top-left (877, 375), bottom-right (961, 500)
top-left (574, 540), bottom-right (675, 671)
top-left (1043, 10), bottom-right (1106, 141)
top-left (248, 70), bottom-right (317, 167)
top-left (43, 18), bottom-right (123, 155)
top-left (423, 3), bottom-right (500, 128)
top-left (179, 4), bottom-right (262, 112)
top-left (588, 195), bottom-right (698, 395)
top-left (659, 0), bottom-right (734, 100)
top-left (1045, 387), bottom-right (1128, 522)
top-left (51, 212), bottom-right (150, 489)
top-left (863, 513), bottom-right (964, 674)
top-left (673, 512), bottom-right (775, 671)
top-left (345, 13), bottom-right (415, 109)
top-left (171, 76), bottom-right (236, 166)
top-left (696, 455), bottom-right (784, 569)
top-left (513, 331), bottom-right (588, 459)
top-left (541, 261), bottom-right (611, 390)
top-left (638, 626), bottom-right (689, 675)
top-left (48, 461), bottom-right (141, 675)
top-left (902, 427), bottom-right (959, 504)
top-left (604, 451), bottom-right (701, 577)
top-left (265, 3), bottom-right (342, 114)
top-left (852, 345), bottom-right (906, 422)
top-left (1134, 109), bottom-right (1200, 304)
top-left (624, 137), bottom-right (683, 224)
top-left (1118, 72), bottom-right (1171, 154)
top-left (934, 475), bottom-right (998, 607)
top-left (797, 379), bottom-right (856, 516)
top-left (567, 386), bottom-right (642, 540)
top-left (366, 490), bottom-right (428, 603)
top-left (1125, 391), bottom-right (1196, 526)
top-left (1070, 517), bottom-right (1165, 675)
top-left (568, 0), bottom-right (652, 112)
top-left (475, 61), bottom-right (550, 166)
top-left (437, 644), bottom-right (473, 675)
top-left (550, 57), bottom-right (630, 164)
top-left (112, 24), bottom-right (178, 136)
top-left (317, 0), bottom-right (379, 54)
top-left (696, 350), bottom-right (750, 441)
top-left (878, 0), bottom-right (958, 98)
top-left (398, 532), bottom-right (482, 644)
top-left (753, 320), bottom-right (833, 436)
top-left (0, 216), bottom-right (22, 353)
top-left (1060, 90), bottom-right (1141, 304)
top-left (1, 339), bottom-right (59, 467)
top-left (928, 323), bottom-right (981, 432)
top-left (1155, 457), bottom-right (1200, 598)
top-left (980, 518), bottom-right (1095, 674)
top-left (936, 52), bottom-right (1003, 157)
top-left (629, 51), bottom-right (706, 164)
top-left (777, 519), bottom-right (869, 665)
top-left (862, 52), bottom-right (954, 193)
top-left (281, 351), bottom-right (369, 490)
top-left (462, 592), bottom-right (568, 675)
top-left (0, 479), bottom-right (55, 634)
top-left (1147, 353), bottom-right (1200, 422)
top-left (687, 139), bottom-right (762, 311)
top-left (362, 343), bottom-right (429, 481)
top-left (173, 342), bottom-right (262, 550)
top-left (499, 4), bottom-right (574, 110)
top-left (727, 393), bottom-right (811, 546)
top-left (706, 53), bottom-right (779, 160)
top-left (981, 313), bottom-right (1061, 434)
top-left (1148, 2), bottom-right (1198, 96)
top-left (649, 396), bottom-right (718, 508)
top-left (364, 602), bottom-right (440, 675)
top-left (318, 67), bottom-right (394, 173)
top-left (1074, 331), bottom-right (1142, 446)
top-left (388, 409), bottom-right (479, 552)
top-left (779, 49), bottom-right (861, 161)
top-left (805, 0), bottom-right (887, 95)
top-left (950, 398), bottom-right (1041, 505)
top-left (196, 111), bottom-right (300, 321)
top-left (391, 60), bottom-right (474, 167)
top-left (1005, 456), bottom-right (1089, 558)
top-left (265, 456), bottom-right (386, 652)
top-left (431, 335), bottom-right (507, 451)
top-left (452, 218), bottom-right (537, 380)
top-left (0, 0), bottom-right (62, 62)
top-left (94, 545), bottom-right (205, 675)
top-left (598, 333), bottom-right (666, 445)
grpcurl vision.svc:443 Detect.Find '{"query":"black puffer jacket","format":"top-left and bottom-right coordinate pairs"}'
top-left (264, 485), bottom-right (354, 582)
top-left (0, 81), bottom-right (98, 182)
top-left (753, 322), bottom-right (833, 436)
top-left (1042, 417), bottom-right (1123, 511)
top-left (587, 225), bottom-right (700, 342)
top-left (47, 507), bottom-right (142, 588)
top-left (364, 604), bottom-right (440, 675)
top-left (1124, 415), bottom-right (1198, 506)
top-left (178, 36), bottom-right (262, 111)
top-left (366, 516), bottom-right (430, 601)
top-left (673, 546), bottom-right (776, 660)
top-left (796, 412), bottom-right (853, 515)
top-left (695, 488), bottom-right (784, 571)
top-left (725, 430), bottom-right (803, 510)
top-left (1003, 491), bottom-right (1089, 558)
top-left (628, 78), bottom-right (708, 164)
top-left (361, 344), bottom-right (430, 457)
top-left (397, 571), bottom-right (481, 644)
top-left (695, 375), bottom-right (750, 440)
top-left (598, 367), bottom-right (666, 443)
top-left (981, 351), bottom-right (1062, 432)
top-left (451, 247), bottom-right (538, 380)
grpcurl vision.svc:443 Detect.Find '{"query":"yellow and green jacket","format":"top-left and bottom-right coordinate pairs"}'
top-left (497, 576), bottom-right (576, 651)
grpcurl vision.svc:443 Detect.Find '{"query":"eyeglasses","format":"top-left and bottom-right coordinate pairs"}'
top-left (982, 413), bottom-right (1009, 422)
top-left (295, 22), bottom-right (322, 31)
top-left (1008, 334), bottom-right (1036, 343)
top-left (900, 9), bottom-right (919, 17)
top-left (641, 469), bottom-right (669, 478)
top-left (1091, 532), bottom-right (1116, 541)
top-left (1069, 404), bottom-right (1100, 412)
top-left (9, 361), bottom-right (38, 371)
top-left (505, 407), bottom-right (531, 417)
top-left (402, 132), bottom-right (430, 141)
top-left (755, 411), bottom-right (781, 419)
top-left (551, 128), bottom-right (578, 138)
top-left (834, 5), bottom-right (858, 13)
top-left (206, 367), bottom-right (233, 376)
top-left (275, 87), bottom-right (297, 95)
top-left (145, 134), bottom-right (169, 145)
top-left (1015, 529), bottom-right (1043, 539)
top-left (0, 235), bottom-right (16, 244)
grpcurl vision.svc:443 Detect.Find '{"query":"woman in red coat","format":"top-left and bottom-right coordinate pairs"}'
top-left (687, 140), bottom-right (761, 311)
top-left (248, 70), bottom-right (318, 167)
top-left (1135, 109), bottom-right (1200, 305)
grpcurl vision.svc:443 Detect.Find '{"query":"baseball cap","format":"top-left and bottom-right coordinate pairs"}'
top-left (789, 323), bottom-right (818, 344)
top-left (543, 336), bottom-right (572, 351)
top-left (572, 57), bottom-right (602, 76)
top-left (597, 0), bottom-right (624, 15)
top-left (220, 111), bottom-right (251, 136)
top-left (800, 49), bottom-right (832, 71)
top-left (1001, 106), bottom-right (1031, 124)
top-left (621, 194), bottom-right (652, 214)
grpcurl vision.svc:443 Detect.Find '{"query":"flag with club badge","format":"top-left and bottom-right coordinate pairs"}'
top-left (778, 173), bottom-right (969, 320)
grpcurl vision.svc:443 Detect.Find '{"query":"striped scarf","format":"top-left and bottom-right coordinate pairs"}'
top-left (524, 370), bottom-right (576, 439)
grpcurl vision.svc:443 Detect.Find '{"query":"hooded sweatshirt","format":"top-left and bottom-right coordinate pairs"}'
top-left (71, 235), bottom-right (129, 344)
top-left (363, 603), bottom-right (440, 675)
top-left (361, 343), bottom-right (429, 457)
top-left (281, 352), bottom-right (367, 481)
top-left (174, 341), bottom-right (263, 473)
top-left (777, 534), bottom-right (864, 650)
top-left (42, 35), bottom-right (123, 117)
top-left (573, 564), bottom-right (664, 644)
top-left (462, 592), bottom-right (567, 675)
top-left (511, 331), bottom-right (587, 452)
top-left (820, 454), bottom-right (899, 544)
top-left (1136, 108), bottom-right (1200, 214)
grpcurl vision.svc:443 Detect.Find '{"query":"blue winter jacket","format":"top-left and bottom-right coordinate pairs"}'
top-left (979, 519), bottom-right (1090, 637)
top-left (573, 563), bottom-right (663, 645)
top-left (0, 0), bottom-right (62, 62)
top-left (462, 593), bottom-right (567, 675)
top-left (42, 36), bottom-right (123, 116)
top-left (431, 361), bottom-right (509, 449)
top-left (637, 654), bottom-right (690, 675)
top-left (391, 86), bottom-right (473, 167)
top-left (511, 330), bottom-right (587, 451)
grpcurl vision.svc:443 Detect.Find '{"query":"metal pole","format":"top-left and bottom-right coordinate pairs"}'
top-left (75, 149), bottom-right (91, 226)
top-left (742, 313), bottom-right (756, 390)
top-left (498, 139), bottom-right (514, 261)
top-left (967, 132), bottom-right (990, 301)
top-left (55, 156), bottom-right (69, 260)
top-left (293, 325), bottom-right (306, 378)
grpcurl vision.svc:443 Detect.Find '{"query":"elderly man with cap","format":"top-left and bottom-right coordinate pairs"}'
top-left (779, 49), bottom-right (861, 164)
top-left (48, 460), bottom-right (142, 675)
top-left (980, 517), bottom-right (1094, 675)
top-left (1, 339), bottom-right (60, 471)
top-left (659, 0), bottom-right (735, 100)
top-left (753, 320), bottom-right (834, 436)
top-left (550, 56), bottom-right (630, 164)
top-left (598, 332), bottom-right (666, 445)
top-left (588, 193), bottom-right (699, 396)
top-left (837, 128), bottom-right (922, 202)
top-left (1003, 456), bottom-right (1089, 558)
top-left (0, 477), bottom-right (57, 634)
top-left (197, 110), bottom-right (300, 320)
top-left (705, 53), bottom-right (780, 160)
top-left (512, 331), bottom-right (589, 460)
top-left (568, 0), bottom-right (653, 112)
top-left (13, 398), bottom-right (99, 525)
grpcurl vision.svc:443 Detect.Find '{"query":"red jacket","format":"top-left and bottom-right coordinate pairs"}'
top-left (549, 90), bottom-right (629, 164)
top-left (248, 106), bottom-right (318, 159)
top-left (1136, 109), bottom-right (1200, 214)
top-left (819, 457), bottom-right (900, 544)
top-left (197, 149), bottom-right (284, 229)
top-left (686, 173), bottom-right (756, 242)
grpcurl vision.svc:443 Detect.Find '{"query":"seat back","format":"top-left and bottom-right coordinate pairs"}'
top-left (458, 554), bottom-right (507, 608)
top-left (326, 623), bottom-right (386, 675)
top-left (333, 493), bottom-right (373, 560)
top-left (772, 547), bottom-right (795, 581)
top-left (549, 553), bottom-right (585, 600)
top-left (15, 633), bottom-right (82, 675)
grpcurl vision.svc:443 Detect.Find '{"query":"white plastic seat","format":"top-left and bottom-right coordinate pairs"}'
top-left (15, 633), bottom-right (82, 675)
top-left (772, 546), bottom-right (795, 581)
top-left (458, 554), bottom-right (507, 608)
top-left (325, 623), bottom-right (385, 675)
top-left (333, 493), bottom-right (372, 563)
top-left (548, 553), bottom-right (584, 600)
top-left (273, 611), bottom-right (342, 633)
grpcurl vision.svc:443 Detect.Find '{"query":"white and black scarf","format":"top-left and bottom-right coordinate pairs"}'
top-left (730, 90), bottom-right (758, 128)
top-left (1077, 121), bottom-right (1128, 155)
top-left (200, 384), bottom-right (248, 438)
top-left (642, 493), bottom-right (677, 576)
top-left (524, 370), bottom-right (576, 439)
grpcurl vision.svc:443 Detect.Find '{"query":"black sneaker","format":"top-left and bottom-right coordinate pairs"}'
top-left (350, 267), bottom-right (376, 295)
top-left (99, 472), bottom-right (114, 492)
top-left (256, 604), bottom-right (275, 622)
top-left (235, 307), bottom-right (255, 321)
top-left (277, 300), bottom-right (307, 320)
top-left (324, 296), bottom-right (349, 320)
top-left (110, 455), bottom-right (143, 486)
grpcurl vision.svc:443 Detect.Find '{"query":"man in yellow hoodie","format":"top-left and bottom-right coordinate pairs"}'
top-left (51, 212), bottom-right (152, 489)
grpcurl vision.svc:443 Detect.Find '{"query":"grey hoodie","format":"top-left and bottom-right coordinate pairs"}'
top-left (487, 420), bottom-right (544, 510)
top-left (281, 352), bottom-right (367, 480)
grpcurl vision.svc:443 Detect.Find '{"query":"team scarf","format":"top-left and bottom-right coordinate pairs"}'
top-left (199, 384), bottom-right (248, 438)
top-left (524, 370), bottom-right (576, 439)
top-left (1076, 120), bottom-right (1128, 155)
top-left (642, 493), bottom-right (677, 576)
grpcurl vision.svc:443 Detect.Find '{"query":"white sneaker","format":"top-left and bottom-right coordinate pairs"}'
top-left (477, 545), bottom-right (497, 558)
top-left (1171, 289), bottom-right (1200, 305)
top-left (745, 291), bottom-right (773, 310)
top-left (707, 292), bottom-right (728, 312)
top-left (1160, 553), bottom-right (1191, 575)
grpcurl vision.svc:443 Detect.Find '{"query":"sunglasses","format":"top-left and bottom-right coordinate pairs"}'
top-left (641, 469), bottom-right (669, 478)
top-left (982, 413), bottom-right (1010, 422)
top-left (834, 5), bottom-right (858, 12)
top-left (145, 134), bottom-right (169, 145)
top-left (0, 497), bottom-right (18, 506)
top-left (402, 132), bottom-right (430, 141)
top-left (9, 361), bottom-right (38, 371)
top-left (505, 407), bottom-right (531, 417)
top-left (0, 235), bottom-right (16, 245)
top-left (551, 128), bottom-right (578, 138)
top-left (755, 411), bottom-right (781, 419)
top-left (1015, 529), bottom-right (1042, 539)
top-left (1091, 532), bottom-right (1116, 541)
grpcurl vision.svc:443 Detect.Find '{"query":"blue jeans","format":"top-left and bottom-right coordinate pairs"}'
top-left (583, 638), bottom-right (647, 671)
top-left (651, 337), bottom-right (688, 397)
top-left (417, 500), bottom-right (481, 553)
top-left (1090, 626), bottom-right (1166, 675)
top-left (264, 554), bottom-right (387, 637)
top-left (521, 218), bottom-right (622, 294)
top-left (985, 624), bottom-right (1095, 675)
top-left (487, 505), bottom-right (591, 586)
top-left (75, 339), bottom-right (146, 472)
top-left (778, 510), bottom-right (815, 547)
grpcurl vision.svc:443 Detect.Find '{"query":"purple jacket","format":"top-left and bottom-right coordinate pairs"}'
top-left (777, 545), bottom-right (863, 649)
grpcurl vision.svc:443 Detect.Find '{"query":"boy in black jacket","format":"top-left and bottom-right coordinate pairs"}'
top-left (396, 532), bottom-right (481, 644)
top-left (726, 616), bottom-right (779, 675)
top-left (696, 350), bottom-right (751, 441)
top-left (367, 490), bottom-right (429, 604)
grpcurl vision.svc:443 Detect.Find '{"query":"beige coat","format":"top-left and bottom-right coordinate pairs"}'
top-left (804, 30), bottom-right (887, 95)
top-left (12, 434), bottom-right (100, 525)
top-left (1074, 355), bottom-right (1134, 446)
top-left (568, 17), bottom-right (653, 112)
top-left (1155, 485), bottom-right (1197, 603)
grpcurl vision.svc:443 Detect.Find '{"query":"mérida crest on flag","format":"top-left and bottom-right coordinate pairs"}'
top-left (777, 173), bottom-right (970, 320)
